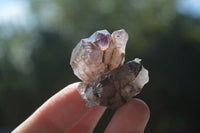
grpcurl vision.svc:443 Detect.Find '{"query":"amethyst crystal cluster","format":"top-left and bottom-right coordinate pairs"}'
top-left (70, 29), bottom-right (149, 108)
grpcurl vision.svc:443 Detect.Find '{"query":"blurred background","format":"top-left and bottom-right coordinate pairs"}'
top-left (0, 0), bottom-right (200, 132)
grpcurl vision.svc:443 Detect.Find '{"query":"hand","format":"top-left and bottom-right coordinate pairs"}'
top-left (12, 83), bottom-right (150, 133)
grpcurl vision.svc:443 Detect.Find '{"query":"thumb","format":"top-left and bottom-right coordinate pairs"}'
top-left (105, 98), bottom-right (150, 133)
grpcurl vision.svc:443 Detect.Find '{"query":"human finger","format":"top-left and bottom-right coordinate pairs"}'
top-left (13, 82), bottom-right (92, 133)
top-left (104, 98), bottom-right (150, 133)
top-left (68, 106), bottom-right (106, 133)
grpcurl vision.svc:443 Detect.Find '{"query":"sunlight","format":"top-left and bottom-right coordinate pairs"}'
top-left (0, 0), bottom-right (30, 25)
top-left (176, 0), bottom-right (200, 18)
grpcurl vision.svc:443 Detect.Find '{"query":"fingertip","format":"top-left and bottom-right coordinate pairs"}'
top-left (126, 98), bottom-right (150, 123)
top-left (62, 82), bottom-right (80, 95)
top-left (118, 98), bottom-right (150, 131)
top-left (105, 98), bottom-right (150, 133)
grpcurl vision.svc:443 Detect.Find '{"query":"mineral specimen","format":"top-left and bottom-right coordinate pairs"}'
top-left (70, 29), bottom-right (128, 82)
top-left (70, 29), bottom-right (149, 108)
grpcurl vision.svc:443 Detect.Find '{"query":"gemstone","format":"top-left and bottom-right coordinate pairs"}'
top-left (77, 58), bottom-right (149, 108)
top-left (70, 29), bottom-right (149, 108)
top-left (70, 29), bottom-right (128, 82)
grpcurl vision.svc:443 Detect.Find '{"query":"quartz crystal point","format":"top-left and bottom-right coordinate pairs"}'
top-left (77, 58), bottom-right (149, 108)
top-left (70, 29), bottom-right (149, 108)
top-left (70, 29), bottom-right (128, 82)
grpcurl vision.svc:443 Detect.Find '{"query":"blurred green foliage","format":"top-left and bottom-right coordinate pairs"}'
top-left (0, 0), bottom-right (200, 132)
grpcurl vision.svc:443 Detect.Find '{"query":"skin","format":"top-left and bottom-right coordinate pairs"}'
top-left (12, 82), bottom-right (150, 133)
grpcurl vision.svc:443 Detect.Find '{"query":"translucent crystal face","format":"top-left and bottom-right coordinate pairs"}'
top-left (111, 29), bottom-right (128, 48)
top-left (90, 30), bottom-right (110, 51)
top-left (81, 41), bottom-right (103, 64)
